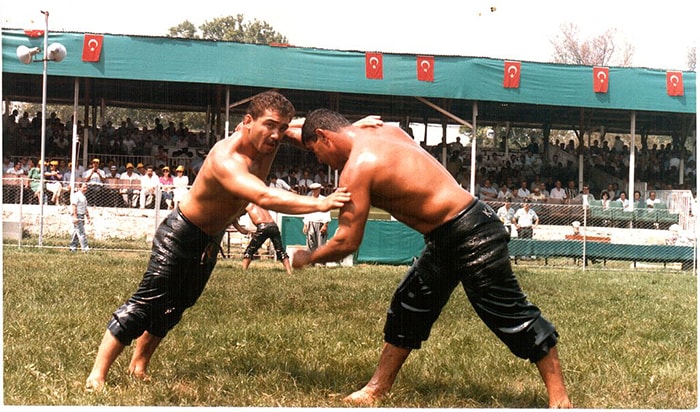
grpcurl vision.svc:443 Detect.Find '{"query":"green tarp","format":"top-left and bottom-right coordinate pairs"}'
top-left (280, 216), bottom-right (424, 265)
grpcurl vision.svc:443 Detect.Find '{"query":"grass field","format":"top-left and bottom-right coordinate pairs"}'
top-left (3, 246), bottom-right (697, 408)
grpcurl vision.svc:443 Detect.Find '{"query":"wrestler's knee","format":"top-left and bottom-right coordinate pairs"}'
top-left (107, 304), bottom-right (149, 345)
top-left (502, 315), bottom-right (559, 363)
top-left (384, 271), bottom-right (454, 349)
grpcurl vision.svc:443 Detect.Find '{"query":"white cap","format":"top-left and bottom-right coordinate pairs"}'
top-left (571, 221), bottom-right (581, 228)
top-left (309, 183), bottom-right (323, 190)
top-left (669, 224), bottom-right (680, 232)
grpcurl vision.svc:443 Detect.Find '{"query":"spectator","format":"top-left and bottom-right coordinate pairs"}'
top-left (549, 180), bottom-right (566, 202)
top-left (139, 165), bottom-right (160, 209)
top-left (303, 183), bottom-right (331, 253)
top-left (268, 173), bottom-right (292, 192)
top-left (119, 163), bottom-right (141, 208)
top-left (528, 186), bottom-right (546, 203)
top-left (617, 191), bottom-right (630, 209)
top-left (578, 184), bottom-right (595, 206)
top-left (513, 200), bottom-right (539, 239)
top-left (497, 200), bottom-right (515, 237)
top-left (27, 159), bottom-right (43, 204)
top-left (69, 183), bottom-right (90, 253)
top-left (516, 180), bottom-right (531, 200)
top-left (172, 165), bottom-right (190, 210)
top-left (479, 179), bottom-right (498, 201)
top-left (83, 158), bottom-right (106, 206)
top-left (496, 183), bottom-right (511, 200)
top-left (298, 169), bottom-right (314, 194)
top-left (646, 191), bottom-right (662, 208)
top-left (159, 166), bottom-right (174, 209)
top-left (44, 160), bottom-right (64, 205)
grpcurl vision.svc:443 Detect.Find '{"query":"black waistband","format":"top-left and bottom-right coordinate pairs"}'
top-left (425, 198), bottom-right (478, 241)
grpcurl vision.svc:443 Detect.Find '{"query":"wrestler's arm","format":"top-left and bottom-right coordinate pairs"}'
top-left (220, 157), bottom-right (350, 215)
top-left (293, 163), bottom-right (372, 268)
top-left (284, 115), bottom-right (383, 147)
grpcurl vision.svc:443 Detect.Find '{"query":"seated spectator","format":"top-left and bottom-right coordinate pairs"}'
top-left (646, 190), bottom-right (662, 208)
top-left (528, 187), bottom-right (546, 203)
top-left (549, 180), bottom-right (567, 203)
top-left (159, 166), bottom-right (174, 209)
top-left (600, 191), bottom-right (611, 209)
top-left (139, 165), bottom-right (160, 209)
top-left (516, 180), bottom-right (530, 200)
top-left (479, 179), bottom-right (498, 200)
top-left (496, 183), bottom-right (511, 200)
top-left (172, 165), bottom-right (190, 209)
top-left (617, 191), bottom-right (630, 209)
top-left (83, 158), bottom-right (106, 207)
top-left (268, 173), bottom-right (292, 191)
top-left (44, 160), bottom-right (64, 205)
top-left (119, 163), bottom-right (140, 208)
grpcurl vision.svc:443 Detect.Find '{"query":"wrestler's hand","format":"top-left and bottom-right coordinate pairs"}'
top-left (292, 249), bottom-right (312, 269)
top-left (321, 187), bottom-right (351, 211)
top-left (353, 115), bottom-right (383, 128)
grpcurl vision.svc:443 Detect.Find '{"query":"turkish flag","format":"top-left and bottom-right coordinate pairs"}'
top-left (417, 56), bottom-right (434, 82)
top-left (82, 34), bottom-right (104, 62)
top-left (666, 71), bottom-right (684, 96)
top-left (503, 61), bottom-right (521, 88)
top-left (24, 29), bottom-right (45, 38)
top-left (593, 66), bottom-right (609, 93)
top-left (365, 52), bottom-right (383, 80)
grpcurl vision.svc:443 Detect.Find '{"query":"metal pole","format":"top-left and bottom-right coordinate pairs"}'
top-left (38, 10), bottom-right (49, 246)
top-left (70, 78), bottom-right (79, 191)
top-left (470, 101), bottom-right (478, 194)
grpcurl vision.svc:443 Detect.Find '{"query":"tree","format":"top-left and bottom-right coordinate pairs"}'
top-left (168, 20), bottom-right (197, 39)
top-left (687, 46), bottom-right (696, 71)
top-left (550, 23), bottom-right (634, 66)
top-left (168, 14), bottom-right (287, 45)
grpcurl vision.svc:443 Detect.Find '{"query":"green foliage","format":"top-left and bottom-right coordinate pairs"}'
top-left (3, 247), bottom-right (696, 407)
top-left (168, 14), bottom-right (288, 45)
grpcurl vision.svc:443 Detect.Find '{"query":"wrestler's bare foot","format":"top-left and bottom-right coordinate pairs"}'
top-left (549, 396), bottom-right (573, 408)
top-left (342, 386), bottom-right (387, 405)
top-left (128, 365), bottom-right (151, 381)
top-left (85, 374), bottom-right (105, 392)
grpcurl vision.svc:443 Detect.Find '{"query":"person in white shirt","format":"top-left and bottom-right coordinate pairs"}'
top-left (268, 173), bottom-right (292, 192)
top-left (139, 165), bottom-right (160, 209)
top-left (549, 180), bottom-right (567, 202)
top-left (512, 201), bottom-right (539, 239)
top-left (496, 200), bottom-right (515, 237)
top-left (645, 191), bottom-right (662, 208)
top-left (303, 183), bottom-right (331, 252)
top-left (172, 165), bottom-right (190, 210)
top-left (119, 163), bottom-right (141, 207)
top-left (69, 183), bottom-right (90, 252)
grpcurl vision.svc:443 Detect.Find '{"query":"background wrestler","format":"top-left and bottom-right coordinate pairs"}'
top-left (234, 202), bottom-right (293, 275)
top-left (85, 92), bottom-right (351, 391)
top-left (293, 109), bottom-right (572, 408)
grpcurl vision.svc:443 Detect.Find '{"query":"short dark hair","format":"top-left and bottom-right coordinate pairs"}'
top-left (246, 91), bottom-right (295, 121)
top-left (301, 109), bottom-right (351, 145)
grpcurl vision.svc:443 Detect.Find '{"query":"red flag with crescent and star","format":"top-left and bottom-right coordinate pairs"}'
top-left (503, 61), bottom-right (521, 88)
top-left (82, 34), bottom-right (104, 62)
top-left (365, 52), bottom-right (383, 80)
top-left (417, 55), bottom-right (434, 82)
top-left (666, 71), bottom-right (684, 96)
top-left (593, 66), bottom-right (609, 93)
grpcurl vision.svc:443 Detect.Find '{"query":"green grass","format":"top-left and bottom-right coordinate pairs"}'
top-left (3, 246), bottom-right (696, 408)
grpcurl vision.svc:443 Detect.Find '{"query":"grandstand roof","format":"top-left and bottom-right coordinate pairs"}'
top-left (2, 29), bottom-right (696, 136)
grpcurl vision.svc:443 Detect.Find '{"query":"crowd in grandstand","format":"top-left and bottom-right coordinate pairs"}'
top-left (2, 109), bottom-right (696, 213)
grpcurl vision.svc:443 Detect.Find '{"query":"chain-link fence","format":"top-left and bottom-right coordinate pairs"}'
top-left (3, 176), bottom-right (697, 272)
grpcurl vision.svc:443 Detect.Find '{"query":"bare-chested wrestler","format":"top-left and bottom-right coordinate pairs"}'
top-left (84, 92), bottom-right (351, 391)
top-left (293, 109), bottom-right (572, 408)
